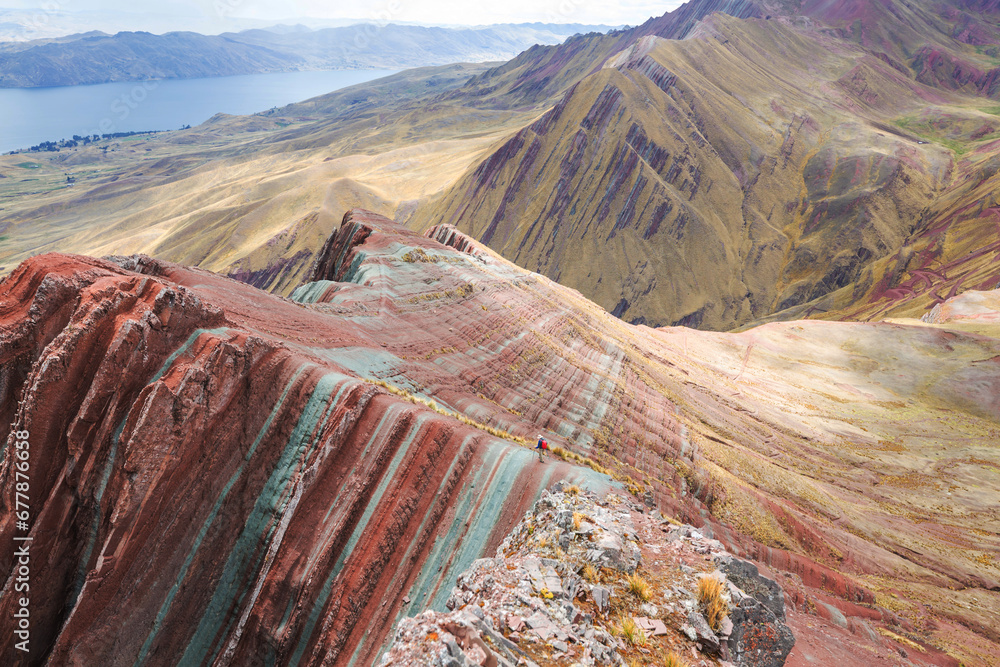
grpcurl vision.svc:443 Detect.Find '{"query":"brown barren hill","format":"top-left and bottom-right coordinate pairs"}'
top-left (412, 0), bottom-right (1000, 330)
top-left (0, 209), bottom-right (997, 665)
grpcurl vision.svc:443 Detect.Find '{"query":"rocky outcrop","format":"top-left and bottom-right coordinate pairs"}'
top-left (716, 556), bottom-right (795, 666)
top-left (379, 486), bottom-right (795, 667)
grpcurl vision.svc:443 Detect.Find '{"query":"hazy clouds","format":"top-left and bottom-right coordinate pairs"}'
top-left (3, 0), bottom-right (683, 27)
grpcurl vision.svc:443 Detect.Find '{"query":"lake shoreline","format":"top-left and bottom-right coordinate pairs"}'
top-left (0, 68), bottom-right (399, 154)
top-left (0, 65), bottom-right (398, 91)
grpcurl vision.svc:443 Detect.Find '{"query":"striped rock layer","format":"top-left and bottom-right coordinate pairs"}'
top-left (0, 225), bottom-right (618, 666)
top-left (1, 210), bottom-right (999, 665)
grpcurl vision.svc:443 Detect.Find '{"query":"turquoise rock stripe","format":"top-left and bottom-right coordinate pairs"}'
top-left (314, 401), bottom-right (405, 529)
top-left (330, 413), bottom-right (430, 576)
top-left (180, 372), bottom-right (355, 666)
top-left (132, 364), bottom-right (308, 667)
top-left (341, 250), bottom-right (370, 284)
top-left (309, 347), bottom-right (409, 388)
top-left (350, 433), bottom-right (478, 667)
top-left (290, 280), bottom-right (339, 304)
top-left (399, 441), bottom-right (519, 614)
top-left (335, 226), bottom-right (366, 278)
top-left (288, 408), bottom-right (430, 665)
top-left (426, 444), bottom-right (535, 612)
top-left (277, 398), bottom-right (404, 640)
top-left (150, 327), bottom-right (231, 384)
top-left (66, 416), bottom-right (127, 614)
top-left (402, 442), bottom-right (615, 615)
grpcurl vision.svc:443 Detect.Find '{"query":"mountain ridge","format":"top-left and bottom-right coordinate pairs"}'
top-left (0, 23), bottom-right (611, 88)
top-left (410, 0), bottom-right (1000, 329)
top-left (0, 209), bottom-right (997, 664)
top-left (1, 0), bottom-right (999, 333)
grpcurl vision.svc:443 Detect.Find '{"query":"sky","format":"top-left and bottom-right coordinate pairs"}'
top-left (0, 0), bottom-right (684, 29)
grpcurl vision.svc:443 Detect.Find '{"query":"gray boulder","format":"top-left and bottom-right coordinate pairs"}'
top-left (717, 556), bottom-right (786, 621)
top-left (686, 611), bottom-right (721, 653)
top-left (727, 596), bottom-right (796, 667)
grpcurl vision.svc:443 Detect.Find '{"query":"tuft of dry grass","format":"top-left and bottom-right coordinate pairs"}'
top-left (624, 475), bottom-right (644, 497)
top-left (551, 445), bottom-right (611, 475)
top-left (707, 595), bottom-right (727, 631)
top-left (365, 378), bottom-right (532, 448)
top-left (565, 484), bottom-right (581, 495)
top-left (697, 575), bottom-right (723, 606)
top-left (660, 512), bottom-right (682, 526)
top-left (876, 628), bottom-right (926, 652)
top-left (626, 572), bottom-right (652, 602)
top-left (697, 575), bottom-right (728, 631)
top-left (618, 615), bottom-right (647, 647)
top-left (582, 564), bottom-right (600, 583)
top-left (662, 651), bottom-right (689, 667)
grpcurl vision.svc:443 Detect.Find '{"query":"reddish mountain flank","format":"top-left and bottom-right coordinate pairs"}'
top-left (1, 211), bottom-right (998, 665)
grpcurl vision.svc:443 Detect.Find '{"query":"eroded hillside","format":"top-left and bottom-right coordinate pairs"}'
top-left (2, 210), bottom-right (997, 665)
top-left (413, 0), bottom-right (1000, 329)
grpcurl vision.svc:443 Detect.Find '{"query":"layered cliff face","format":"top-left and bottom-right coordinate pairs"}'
top-left (4, 209), bottom-right (997, 665)
top-left (413, 2), bottom-right (1000, 329)
top-left (0, 231), bottom-right (616, 665)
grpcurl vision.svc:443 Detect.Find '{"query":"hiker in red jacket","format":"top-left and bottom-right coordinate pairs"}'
top-left (536, 435), bottom-right (548, 462)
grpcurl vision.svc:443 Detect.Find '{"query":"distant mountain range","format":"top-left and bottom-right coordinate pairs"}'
top-left (0, 23), bottom-right (614, 88)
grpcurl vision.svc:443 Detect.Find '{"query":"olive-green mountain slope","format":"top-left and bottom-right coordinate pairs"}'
top-left (759, 131), bottom-right (1000, 325)
top-left (412, 13), bottom-right (986, 329)
top-left (3, 0), bottom-right (999, 329)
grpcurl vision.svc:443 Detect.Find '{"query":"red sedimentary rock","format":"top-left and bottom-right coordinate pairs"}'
top-left (2, 209), bottom-right (998, 665)
top-left (0, 224), bottom-right (624, 665)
